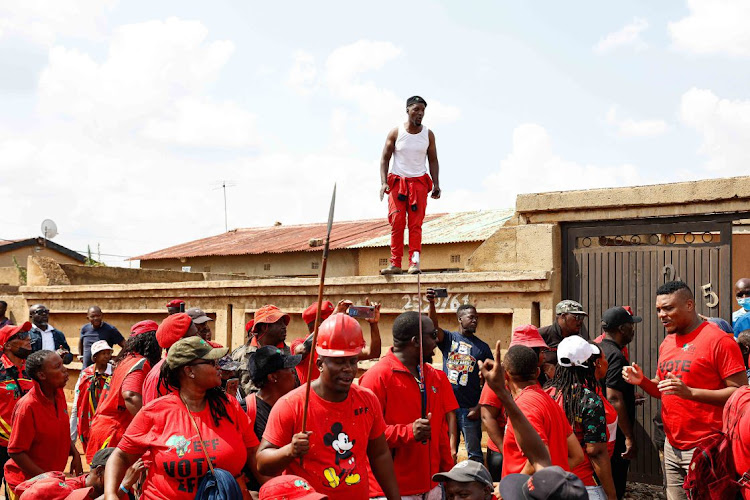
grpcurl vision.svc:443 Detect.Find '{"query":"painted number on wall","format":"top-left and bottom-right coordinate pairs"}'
top-left (701, 283), bottom-right (719, 308)
top-left (402, 294), bottom-right (470, 312)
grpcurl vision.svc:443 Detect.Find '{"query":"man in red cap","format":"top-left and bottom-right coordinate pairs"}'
top-left (258, 314), bottom-right (400, 500)
top-left (359, 311), bottom-right (457, 500)
top-left (0, 322), bottom-right (34, 485)
top-left (479, 324), bottom-right (549, 480)
top-left (166, 299), bottom-right (185, 315)
top-left (232, 305), bottom-right (292, 399)
top-left (141, 314), bottom-right (198, 404)
top-left (292, 299), bottom-right (382, 384)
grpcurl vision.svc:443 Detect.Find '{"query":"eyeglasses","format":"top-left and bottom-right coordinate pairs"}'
top-left (32, 309), bottom-right (49, 315)
top-left (189, 359), bottom-right (218, 367)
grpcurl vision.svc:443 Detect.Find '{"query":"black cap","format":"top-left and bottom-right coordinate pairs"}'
top-left (249, 345), bottom-right (302, 384)
top-left (90, 447), bottom-right (116, 468)
top-left (601, 306), bottom-right (642, 330)
top-left (499, 466), bottom-right (587, 500)
top-left (432, 460), bottom-right (492, 486)
top-left (406, 95), bottom-right (427, 107)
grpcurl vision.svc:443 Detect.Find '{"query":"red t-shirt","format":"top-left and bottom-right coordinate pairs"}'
top-left (478, 383), bottom-right (507, 453)
top-left (598, 387), bottom-right (618, 457)
top-left (657, 321), bottom-right (745, 449)
top-left (262, 383), bottom-right (386, 500)
top-left (86, 355), bottom-right (151, 462)
top-left (142, 358), bottom-right (168, 405)
top-left (502, 385), bottom-right (572, 477)
top-left (118, 392), bottom-right (258, 500)
top-left (358, 350), bottom-right (457, 496)
top-left (0, 355), bottom-right (33, 447)
top-left (290, 338), bottom-right (320, 384)
top-left (4, 384), bottom-right (70, 493)
top-left (15, 472), bottom-right (88, 498)
top-left (725, 386), bottom-right (750, 499)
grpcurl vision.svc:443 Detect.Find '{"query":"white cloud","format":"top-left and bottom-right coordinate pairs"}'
top-left (669, 0), bottom-right (750, 57)
top-left (439, 123), bottom-right (646, 212)
top-left (605, 106), bottom-right (668, 137)
top-left (680, 87), bottom-right (750, 174)
top-left (286, 51), bottom-right (318, 95)
top-left (594, 18), bottom-right (648, 53)
top-left (0, 0), bottom-right (117, 45)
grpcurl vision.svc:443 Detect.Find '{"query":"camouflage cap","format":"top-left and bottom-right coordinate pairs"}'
top-left (166, 336), bottom-right (228, 369)
top-left (556, 300), bottom-right (588, 316)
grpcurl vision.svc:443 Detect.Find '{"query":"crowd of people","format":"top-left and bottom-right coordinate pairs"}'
top-left (1, 277), bottom-right (750, 499)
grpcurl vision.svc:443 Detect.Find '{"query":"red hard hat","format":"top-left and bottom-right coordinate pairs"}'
top-left (316, 313), bottom-right (365, 357)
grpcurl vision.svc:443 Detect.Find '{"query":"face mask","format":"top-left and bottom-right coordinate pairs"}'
top-left (738, 297), bottom-right (750, 311)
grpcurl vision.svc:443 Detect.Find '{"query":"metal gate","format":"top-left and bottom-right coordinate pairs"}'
top-left (562, 217), bottom-right (733, 484)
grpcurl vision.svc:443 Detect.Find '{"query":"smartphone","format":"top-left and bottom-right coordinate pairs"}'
top-left (225, 378), bottom-right (239, 398)
top-left (433, 288), bottom-right (448, 298)
top-left (348, 306), bottom-right (376, 320)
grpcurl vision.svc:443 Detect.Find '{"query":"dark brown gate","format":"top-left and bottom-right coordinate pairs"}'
top-left (562, 217), bottom-right (733, 484)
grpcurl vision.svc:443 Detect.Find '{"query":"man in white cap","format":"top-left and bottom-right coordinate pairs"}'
top-left (70, 340), bottom-right (113, 448)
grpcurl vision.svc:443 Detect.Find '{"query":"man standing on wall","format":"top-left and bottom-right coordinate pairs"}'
top-left (379, 95), bottom-right (441, 275)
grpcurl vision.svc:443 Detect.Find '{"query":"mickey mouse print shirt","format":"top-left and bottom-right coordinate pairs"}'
top-left (263, 384), bottom-right (386, 500)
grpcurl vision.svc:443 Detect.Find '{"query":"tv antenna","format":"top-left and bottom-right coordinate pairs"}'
top-left (41, 219), bottom-right (58, 246)
top-left (212, 181), bottom-right (236, 232)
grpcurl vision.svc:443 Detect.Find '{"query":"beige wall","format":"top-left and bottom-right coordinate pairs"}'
top-left (357, 242), bottom-right (481, 275)
top-left (140, 249), bottom-right (358, 278)
top-left (0, 246), bottom-right (81, 268)
top-left (733, 233), bottom-right (750, 286)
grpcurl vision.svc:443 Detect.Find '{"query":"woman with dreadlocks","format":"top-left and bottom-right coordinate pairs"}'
top-left (104, 336), bottom-right (261, 499)
top-left (85, 320), bottom-right (162, 462)
top-left (544, 335), bottom-right (617, 500)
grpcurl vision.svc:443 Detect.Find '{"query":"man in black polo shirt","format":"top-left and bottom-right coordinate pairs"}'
top-left (597, 306), bottom-right (641, 500)
top-left (78, 306), bottom-right (125, 368)
top-left (539, 300), bottom-right (588, 349)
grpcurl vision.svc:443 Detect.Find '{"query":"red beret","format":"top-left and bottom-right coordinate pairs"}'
top-left (166, 299), bottom-right (185, 308)
top-left (156, 313), bottom-right (192, 349)
top-left (302, 301), bottom-right (334, 325)
top-left (0, 321), bottom-right (32, 347)
top-left (252, 305), bottom-right (290, 333)
top-left (131, 320), bottom-right (159, 337)
top-left (509, 324), bottom-right (548, 349)
top-left (245, 320), bottom-right (255, 334)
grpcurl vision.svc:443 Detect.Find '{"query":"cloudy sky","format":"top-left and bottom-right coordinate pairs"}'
top-left (2, 0), bottom-right (749, 266)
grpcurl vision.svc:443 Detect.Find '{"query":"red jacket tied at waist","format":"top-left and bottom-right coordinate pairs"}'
top-left (387, 173), bottom-right (432, 212)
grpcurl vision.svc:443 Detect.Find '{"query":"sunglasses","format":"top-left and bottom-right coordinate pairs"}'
top-left (189, 359), bottom-right (218, 367)
top-left (32, 309), bottom-right (50, 315)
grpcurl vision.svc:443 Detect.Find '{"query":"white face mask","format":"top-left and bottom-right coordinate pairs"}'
top-left (738, 297), bottom-right (750, 311)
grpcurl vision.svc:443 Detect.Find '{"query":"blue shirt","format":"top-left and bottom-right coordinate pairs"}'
top-left (437, 329), bottom-right (493, 408)
top-left (79, 322), bottom-right (124, 368)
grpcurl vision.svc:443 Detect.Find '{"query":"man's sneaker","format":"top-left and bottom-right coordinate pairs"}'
top-left (407, 265), bottom-right (421, 274)
top-left (380, 265), bottom-right (403, 275)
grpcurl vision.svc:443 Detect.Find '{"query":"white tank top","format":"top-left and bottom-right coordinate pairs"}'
top-left (391, 123), bottom-right (429, 178)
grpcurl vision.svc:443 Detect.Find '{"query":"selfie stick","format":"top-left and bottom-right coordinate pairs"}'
top-left (302, 184), bottom-right (336, 440)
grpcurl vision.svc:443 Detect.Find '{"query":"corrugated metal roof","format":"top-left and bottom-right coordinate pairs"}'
top-left (132, 209), bottom-right (512, 261)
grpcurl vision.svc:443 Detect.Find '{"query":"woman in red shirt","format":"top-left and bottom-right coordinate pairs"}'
top-left (86, 323), bottom-right (162, 462)
top-left (104, 336), bottom-right (261, 499)
top-left (4, 350), bottom-right (82, 498)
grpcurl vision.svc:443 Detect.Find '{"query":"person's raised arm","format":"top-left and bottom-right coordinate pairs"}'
top-left (426, 288), bottom-right (445, 344)
top-left (379, 129), bottom-right (397, 201)
top-left (427, 130), bottom-right (440, 199)
top-left (622, 362), bottom-right (661, 399)
top-left (367, 434), bottom-right (400, 500)
top-left (256, 434), bottom-right (310, 476)
top-left (359, 299), bottom-right (381, 360)
top-left (479, 342), bottom-right (551, 472)
top-left (658, 370), bottom-right (747, 406)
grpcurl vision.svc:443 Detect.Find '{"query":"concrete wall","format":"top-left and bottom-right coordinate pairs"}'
top-left (140, 249), bottom-right (358, 278)
top-left (0, 267), bottom-right (22, 286)
top-left (357, 242), bottom-right (481, 275)
top-left (58, 264), bottom-right (248, 285)
top-left (0, 245), bottom-right (81, 268)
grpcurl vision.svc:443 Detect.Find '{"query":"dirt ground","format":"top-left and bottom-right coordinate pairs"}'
top-left (625, 482), bottom-right (666, 499)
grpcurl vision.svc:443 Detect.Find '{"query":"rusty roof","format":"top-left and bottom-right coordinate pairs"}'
top-left (132, 209), bottom-right (512, 261)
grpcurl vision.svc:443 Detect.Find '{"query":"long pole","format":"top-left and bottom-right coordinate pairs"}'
top-left (223, 181), bottom-right (228, 233)
top-left (414, 252), bottom-right (427, 421)
top-left (301, 184), bottom-right (336, 436)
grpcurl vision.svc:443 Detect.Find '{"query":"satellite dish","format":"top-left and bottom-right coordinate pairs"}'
top-left (41, 219), bottom-right (58, 240)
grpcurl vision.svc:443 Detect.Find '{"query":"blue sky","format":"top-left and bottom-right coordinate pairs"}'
top-left (2, 0), bottom-right (749, 265)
